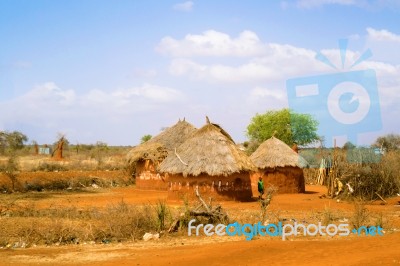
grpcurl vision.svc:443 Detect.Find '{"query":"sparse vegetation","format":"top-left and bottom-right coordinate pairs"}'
top-left (259, 186), bottom-right (277, 223)
top-left (372, 133), bottom-right (400, 152)
top-left (140, 134), bottom-right (152, 144)
top-left (0, 130), bottom-right (28, 155)
top-left (33, 162), bottom-right (68, 172)
top-left (155, 200), bottom-right (171, 231)
top-left (322, 206), bottom-right (335, 225)
top-left (0, 199), bottom-right (161, 246)
top-left (351, 202), bottom-right (369, 229)
top-left (2, 153), bottom-right (20, 191)
top-left (302, 147), bottom-right (400, 200)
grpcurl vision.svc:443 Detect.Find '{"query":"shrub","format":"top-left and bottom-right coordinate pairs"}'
top-left (34, 162), bottom-right (67, 172)
top-left (322, 206), bottom-right (335, 225)
top-left (0, 199), bottom-right (165, 246)
top-left (351, 202), bottom-right (369, 229)
top-left (155, 200), bottom-right (171, 231)
top-left (308, 149), bottom-right (400, 200)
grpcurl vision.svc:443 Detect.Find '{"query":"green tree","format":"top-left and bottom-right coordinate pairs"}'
top-left (93, 141), bottom-right (109, 168)
top-left (246, 109), bottom-right (319, 148)
top-left (373, 134), bottom-right (400, 152)
top-left (0, 131), bottom-right (28, 155)
top-left (140, 134), bottom-right (152, 144)
top-left (4, 154), bottom-right (19, 191)
top-left (0, 131), bottom-right (27, 192)
top-left (343, 141), bottom-right (356, 150)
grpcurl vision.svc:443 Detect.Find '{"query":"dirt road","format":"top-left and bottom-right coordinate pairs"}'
top-left (1, 232), bottom-right (399, 265)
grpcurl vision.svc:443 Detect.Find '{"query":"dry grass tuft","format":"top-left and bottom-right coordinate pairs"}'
top-left (0, 198), bottom-right (172, 247)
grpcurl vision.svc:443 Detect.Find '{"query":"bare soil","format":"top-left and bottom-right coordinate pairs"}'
top-left (1, 185), bottom-right (400, 266)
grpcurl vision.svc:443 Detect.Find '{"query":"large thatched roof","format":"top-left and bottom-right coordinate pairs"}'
top-left (250, 137), bottom-right (308, 169)
top-left (159, 120), bottom-right (255, 177)
top-left (126, 119), bottom-right (197, 165)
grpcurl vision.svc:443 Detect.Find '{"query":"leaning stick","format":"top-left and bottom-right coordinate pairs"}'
top-left (375, 192), bottom-right (387, 204)
top-left (195, 186), bottom-right (211, 213)
top-left (175, 148), bottom-right (188, 166)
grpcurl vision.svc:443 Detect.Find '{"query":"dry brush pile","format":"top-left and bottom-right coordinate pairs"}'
top-left (334, 150), bottom-right (400, 200)
top-left (303, 149), bottom-right (400, 200)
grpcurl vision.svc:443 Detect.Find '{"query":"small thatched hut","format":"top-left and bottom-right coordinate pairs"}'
top-left (126, 119), bottom-right (197, 190)
top-left (159, 118), bottom-right (255, 201)
top-left (250, 136), bottom-right (308, 194)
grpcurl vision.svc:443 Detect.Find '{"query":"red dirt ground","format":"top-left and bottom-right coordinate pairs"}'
top-left (1, 185), bottom-right (400, 266)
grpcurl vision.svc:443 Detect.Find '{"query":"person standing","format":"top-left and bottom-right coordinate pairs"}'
top-left (258, 176), bottom-right (264, 199)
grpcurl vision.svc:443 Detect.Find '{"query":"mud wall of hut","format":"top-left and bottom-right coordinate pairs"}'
top-left (251, 167), bottom-right (305, 194)
top-left (135, 160), bottom-right (168, 190)
top-left (166, 172), bottom-right (253, 201)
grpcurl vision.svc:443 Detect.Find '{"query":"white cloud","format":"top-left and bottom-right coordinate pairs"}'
top-left (246, 87), bottom-right (288, 111)
top-left (160, 30), bottom-right (334, 83)
top-left (365, 27), bottom-right (400, 64)
top-left (296, 0), bottom-right (358, 8)
top-left (169, 59), bottom-right (281, 82)
top-left (348, 34), bottom-right (360, 41)
top-left (5, 83), bottom-right (184, 112)
top-left (157, 30), bottom-right (266, 57)
top-left (159, 28), bottom-right (400, 146)
top-left (168, 43), bottom-right (322, 83)
top-left (173, 1), bottom-right (194, 12)
top-left (249, 87), bottom-right (285, 99)
top-left (360, 60), bottom-right (400, 105)
top-left (366, 27), bottom-right (400, 42)
top-left (161, 29), bottom-right (400, 116)
top-left (80, 84), bottom-right (184, 109)
top-left (169, 58), bottom-right (208, 77)
top-left (168, 57), bottom-right (283, 83)
top-left (0, 83), bottom-right (185, 144)
top-left (21, 82), bottom-right (76, 107)
top-left (111, 84), bottom-right (184, 104)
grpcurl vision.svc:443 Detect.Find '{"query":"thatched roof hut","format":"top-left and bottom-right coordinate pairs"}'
top-left (126, 119), bottom-right (197, 167)
top-left (250, 136), bottom-right (307, 194)
top-left (159, 119), bottom-right (255, 177)
top-left (250, 137), bottom-right (308, 169)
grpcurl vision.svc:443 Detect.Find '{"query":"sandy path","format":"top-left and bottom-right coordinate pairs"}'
top-left (1, 232), bottom-right (399, 266)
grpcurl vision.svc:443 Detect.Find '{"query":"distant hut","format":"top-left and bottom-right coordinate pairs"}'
top-left (159, 117), bottom-right (255, 201)
top-left (126, 119), bottom-right (197, 190)
top-left (250, 137), bottom-right (308, 194)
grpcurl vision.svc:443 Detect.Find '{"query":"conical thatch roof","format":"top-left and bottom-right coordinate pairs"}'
top-left (126, 142), bottom-right (168, 166)
top-left (250, 137), bottom-right (308, 169)
top-left (127, 119), bottom-right (197, 165)
top-left (159, 120), bottom-right (255, 177)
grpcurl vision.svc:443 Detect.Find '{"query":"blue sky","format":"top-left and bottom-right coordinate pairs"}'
top-left (1, 0), bottom-right (399, 146)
